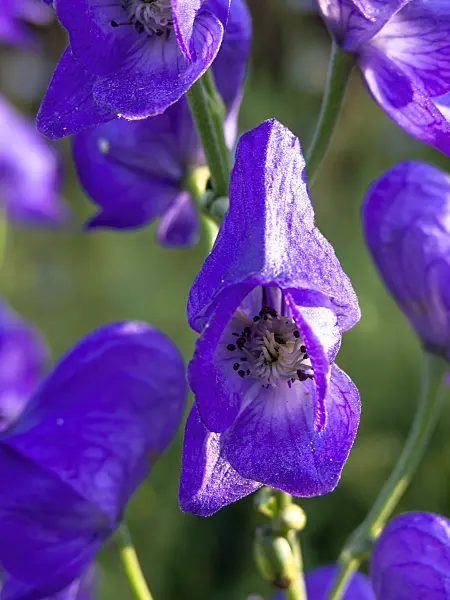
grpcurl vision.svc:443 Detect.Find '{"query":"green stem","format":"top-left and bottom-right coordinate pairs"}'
top-left (187, 71), bottom-right (230, 199)
top-left (306, 41), bottom-right (354, 186)
top-left (116, 524), bottom-right (155, 600)
top-left (326, 352), bottom-right (449, 600)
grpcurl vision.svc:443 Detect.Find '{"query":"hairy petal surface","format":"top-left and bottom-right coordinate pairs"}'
top-left (362, 161), bottom-right (450, 356)
top-left (371, 512), bottom-right (450, 599)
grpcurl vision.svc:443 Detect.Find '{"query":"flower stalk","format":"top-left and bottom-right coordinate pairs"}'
top-left (116, 524), bottom-right (155, 600)
top-left (187, 70), bottom-right (230, 200)
top-left (326, 351), bottom-right (449, 600)
top-left (306, 40), bottom-right (354, 186)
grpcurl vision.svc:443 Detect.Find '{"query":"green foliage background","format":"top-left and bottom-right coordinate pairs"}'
top-left (3, 1), bottom-right (450, 598)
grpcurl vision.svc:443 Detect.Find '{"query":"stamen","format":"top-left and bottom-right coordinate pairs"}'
top-left (111, 0), bottom-right (174, 38)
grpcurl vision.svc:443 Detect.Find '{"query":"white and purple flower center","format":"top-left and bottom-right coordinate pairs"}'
top-left (111, 0), bottom-right (173, 37)
top-left (224, 305), bottom-right (313, 388)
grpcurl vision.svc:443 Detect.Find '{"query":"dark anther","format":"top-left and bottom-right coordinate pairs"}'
top-left (232, 332), bottom-right (240, 337)
top-left (268, 308), bottom-right (277, 318)
top-left (237, 337), bottom-right (246, 349)
top-left (240, 357), bottom-right (247, 361)
top-left (300, 345), bottom-right (306, 353)
top-left (111, 20), bottom-right (119, 27)
top-left (156, 30), bottom-right (164, 36)
top-left (303, 353), bottom-right (309, 360)
top-left (274, 335), bottom-right (284, 345)
top-left (297, 370), bottom-right (313, 382)
top-left (243, 327), bottom-right (251, 336)
top-left (253, 315), bottom-right (260, 322)
top-left (293, 330), bottom-right (300, 339)
top-left (233, 363), bottom-right (240, 371)
top-left (263, 315), bottom-right (268, 321)
top-left (238, 370), bottom-right (246, 378)
top-left (227, 344), bottom-right (236, 352)
top-left (246, 369), bottom-right (250, 375)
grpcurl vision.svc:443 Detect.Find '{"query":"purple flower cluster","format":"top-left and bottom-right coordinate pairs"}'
top-left (0, 301), bottom-right (187, 599)
top-left (179, 119), bottom-right (361, 516)
top-left (317, 0), bottom-right (450, 154)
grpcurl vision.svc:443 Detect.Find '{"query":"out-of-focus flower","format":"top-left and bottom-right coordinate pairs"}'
top-left (317, 0), bottom-right (450, 154)
top-left (371, 512), bottom-right (450, 599)
top-left (179, 119), bottom-right (361, 516)
top-left (0, 297), bottom-right (47, 432)
top-left (363, 160), bottom-right (450, 358)
top-left (71, 0), bottom-right (251, 244)
top-left (0, 0), bottom-right (53, 47)
top-left (0, 95), bottom-right (68, 226)
top-left (0, 321), bottom-right (186, 599)
top-left (37, 0), bottom-right (234, 139)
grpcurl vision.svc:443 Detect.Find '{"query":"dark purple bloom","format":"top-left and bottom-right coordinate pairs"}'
top-left (362, 160), bottom-right (450, 357)
top-left (271, 565), bottom-right (375, 600)
top-left (0, 0), bottom-right (53, 47)
top-left (37, 0), bottom-right (233, 139)
top-left (71, 0), bottom-right (251, 242)
top-left (371, 512), bottom-right (450, 599)
top-left (0, 95), bottom-right (68, 226)
top-left (0, 297), bottom-right (47, 432)
top-left (317, 0), bottom-right (450, 154)
top-left (0, 321), bottom-right (186, 599)
top-left (179, 119), bottom-right (361, 516)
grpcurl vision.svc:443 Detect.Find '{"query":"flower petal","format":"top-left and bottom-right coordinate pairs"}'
top-left (370, 0), bottom-right (450, 97)
top-left (370, 512), bottom-right (450, 600)
top-left (171, 0), bottom-right (203, 61)
top-left (362, 160), bottom-right (450, 356)
top-left (179, 404), bottom-right (261, 516)
top-left (359, 46), bottom-right (450, 154)
top-left (304, 565), bottom-right (375, 599)
top-left (156, 191), bottom-right (199, 247)
top-left (93, 11), bottom-right (223, 118)
top-left (36, 47), bottom-right (116, 140)
top-left (2, 322), bottom-right (187, 528)
top-left (224, 365), bottom-right (360, 496)
top-left (187, 119), bottom-right (359, 333)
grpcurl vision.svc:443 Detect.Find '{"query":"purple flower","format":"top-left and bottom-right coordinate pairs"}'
top-left (0, 321), bottom-right (186, 599)
top-left (36, 0), bottom-right (233, 139)
top-left (0, 95), bottom-right (68, 226)
top-left (0, 0), bottom-right (53, 47)
top-left (362, 160), bottom-right (450, 357)
top-left (0, 297), bottom-right (47, 432)
top-left (371, 512), bottom-right (450, 599)
top-left (317, 0), bottom-right (450, 154)
top-left (179, 119), bottom-right (361, 516)
top-left (71, 0), bottom-right (251, 242)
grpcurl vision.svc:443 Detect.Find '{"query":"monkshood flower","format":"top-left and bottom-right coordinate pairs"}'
top-left (316, 0), bottom-right (450, 154)
top-left (0, 95), bottom-right (68, 226)
top-left (371, 512), bottom-right (450, 599)
top-left (0, 0), bottom-right (53, 47)
top-left (0, 321), bottom-right (186, 599)
top-left (71, 0), bottom-right (251, 241)
top-left (0, 298), bottom-right (47, 432)
top-left (179, 119), bottom-right (361, 516)
top-left (363, 161), bottom-right (450, 358)
top-left (37, 0), bottom-right (232, 139)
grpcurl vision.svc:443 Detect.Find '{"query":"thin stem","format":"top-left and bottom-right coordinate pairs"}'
top-left (326, 352), bottom-right (449, 600)
top-left (187, 72), bottom-right (230, 199)
top-left (116, 524), bottom-right (155, 600)
top-left (306, 41), bottom-right (354, 186)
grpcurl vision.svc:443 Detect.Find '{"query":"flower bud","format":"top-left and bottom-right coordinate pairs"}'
top-left (253, 527), bottom-right (297, 588)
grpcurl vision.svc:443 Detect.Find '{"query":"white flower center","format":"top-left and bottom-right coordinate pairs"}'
top-left (226, 306), bottom-right (313, 388)
top-left (111, 0), bottom-right (173, 38)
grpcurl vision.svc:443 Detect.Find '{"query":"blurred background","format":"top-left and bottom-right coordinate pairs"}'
top-left (1, 1), bottom-right (450, 598)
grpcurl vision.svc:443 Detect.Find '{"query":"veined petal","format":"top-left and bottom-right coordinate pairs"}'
top-left (371, 512), bottom-right (450, 599)
top-left (360, 46), bottom-right (450, 155)
top-left (224, 365), bottom-right (360, 497)
top-left (36, 47), bottom-right (116, 140)
top-left (362, 160), bottom-right (450, 356)
top-left (156, 191), bottom-right (199, 247)
top-left (171, 0), bottom-right (203, 61)
top-left (2, 322), bottom-right (186, 529)
top-left (187, 119), bottom-right (359, 334)
top-left (93, 11), bottom-right (223, 118)
top-left (371, 0), bottom-right (450, 97)
top-left (178, 404), bottom-right (261, 516)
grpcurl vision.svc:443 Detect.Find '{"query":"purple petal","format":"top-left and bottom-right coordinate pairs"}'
top-left (0, 322), bottom-right (186, 593)
top-left (371, 0), bottom-right (450, 97)
top-left (0, 298), bottom-right (48, 432)
top-left (36, 47), bottom-right (116, 140)
top-left (171, 0), bottom-right (203, 61)
top-left (0, 0), bottom-right (53, 47)
top-left (0, 95), bottom-right (69, 226)
top-left (371, 512), bottom-right (450, 599)
top-left (93, 11), bottom-right (223, 118)
top-left (359, 46), bottom-right (450, 155)
top-left (156, 191), bottom-right (200, 247)
top-left (305, 565), bottom-right (375, 599)
top-left (187, 119), bottom-right (359, 334)
top-left (179, 404), bottom-right (261, 516)
top-left (224, 365), bottom-right (360, 497)
top-left (362, 160), bottom-right (450, 357)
